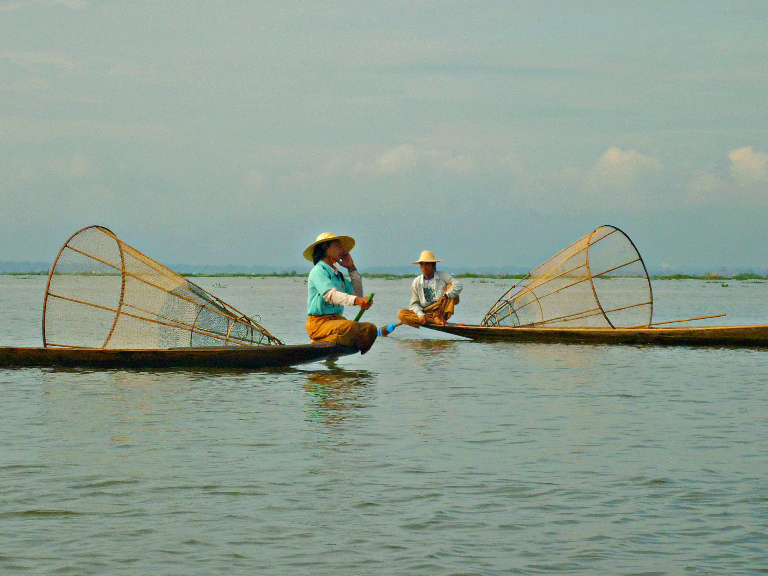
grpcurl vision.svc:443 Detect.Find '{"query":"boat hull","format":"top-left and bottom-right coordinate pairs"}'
top-left (0, 343), bottom-right (357, 369)
top-left (424, 323), bottom-right (768, 347)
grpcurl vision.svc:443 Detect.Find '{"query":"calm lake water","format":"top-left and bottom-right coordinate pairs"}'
top-left (1, 274), bottom-right (767, 575)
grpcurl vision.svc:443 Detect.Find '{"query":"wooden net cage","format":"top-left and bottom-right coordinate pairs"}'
top-left (42, 226), bottom-right (282, 349)
top-left (483, 225), bottom-right (653, 328)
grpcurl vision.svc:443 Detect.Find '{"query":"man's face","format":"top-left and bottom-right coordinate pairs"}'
top-left (420, 262), bottom-right (435, 278)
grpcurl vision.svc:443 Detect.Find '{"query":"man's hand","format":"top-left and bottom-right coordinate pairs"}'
top-left (418, 315), bottom-right (427, 325)
top-left (355, 296), bottom-right (372, 310)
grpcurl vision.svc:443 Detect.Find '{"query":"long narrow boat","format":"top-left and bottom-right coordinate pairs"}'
top-left (0, 342), bottom-right (357, 369)
top-left (424, 323), bottom-right (768, 347)
top-left (425, 225), bottom-right (768, 348)
top-left (0, 225), bottom-right (360, 370)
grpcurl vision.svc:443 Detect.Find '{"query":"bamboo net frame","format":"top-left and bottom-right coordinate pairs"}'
top-left (483, 225), bottom-right (653, 328)
top-left (42, 226), bottom-right (282, 349)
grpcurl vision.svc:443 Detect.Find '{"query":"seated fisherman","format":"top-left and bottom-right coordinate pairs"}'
top-left (305, 232), bottom-right (379, 353)
top-left (397, 250), bottom-right (462, 327)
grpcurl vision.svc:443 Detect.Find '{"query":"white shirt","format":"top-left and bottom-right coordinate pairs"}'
top-left (409, 270), bottom-right (462, 318)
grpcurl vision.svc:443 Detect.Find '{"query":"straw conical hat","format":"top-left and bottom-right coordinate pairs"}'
top-left (303, 232), bottom-right (355, 262)
top-left (413, 250), bottom-right (442, 264)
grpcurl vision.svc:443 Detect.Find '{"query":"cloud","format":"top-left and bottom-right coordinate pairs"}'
top-left (544, 147), bottom-right (669, 212)
top-left (253, 139), bottom-right (481, 180)
top-left (240, 169), bottom-right (267, 193)
top-left (685, 169), bottom-right (725, 204)
top-left (359, 143), bottom-right (478, 176)
top-left (54, 0), bottom-right (86, 8)
top-left (728, 146), bottom-right (768, 184)
top-left (8, 151), bottom-right (92, 184)
top-left (588, 147), bottom-right (664, 191)
top-left (62, 151), bottom-right (92, 179)
top-left (0, 0), bottom-right (85, 10)
top-left (375, 144), bottom-right (420, 174)
top-left (685, 146), bottom-right (768, 204)
top-left (0, 1), bottom-right (28, 11)
top-left (1, 117), bottom-right (176, 144)
top-left (0, 50), bottom-right (87, 73)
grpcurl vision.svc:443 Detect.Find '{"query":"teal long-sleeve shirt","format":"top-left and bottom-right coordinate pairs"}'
top-left (307, 260), bottom-right (355, 316)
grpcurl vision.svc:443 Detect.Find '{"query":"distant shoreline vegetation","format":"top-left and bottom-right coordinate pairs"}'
top-left (5, 270), bottom-right (767, 281)
top-left (651, 272), bottom-right (767, 281)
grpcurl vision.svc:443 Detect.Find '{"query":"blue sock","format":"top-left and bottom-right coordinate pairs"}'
top-left (378, 324), bottom-right (398, 337)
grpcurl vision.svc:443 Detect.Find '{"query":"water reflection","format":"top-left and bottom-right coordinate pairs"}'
top-left (303, 368), bottom-right (373, 427)
top-left (39, 369), bottom-right (196, 457)
top-left (509, 342), bottom-right (606, 369)
top-left (397, 338), bottom-right (460, 356)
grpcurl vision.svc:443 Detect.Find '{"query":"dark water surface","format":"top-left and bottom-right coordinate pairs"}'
top-left (1, 275), bottom-right (767, 575)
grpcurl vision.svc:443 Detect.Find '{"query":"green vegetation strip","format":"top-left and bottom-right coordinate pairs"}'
top-left (4, 271), bottom-right (766, 281)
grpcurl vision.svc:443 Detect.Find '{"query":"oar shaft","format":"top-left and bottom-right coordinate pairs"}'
top-left (354, 293), bottom-right (374, 321)
top-left (649, 313), bottom-right (726, 326)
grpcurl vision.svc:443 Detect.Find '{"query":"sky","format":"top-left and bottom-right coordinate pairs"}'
top-left (1, 1), bottom-right (767, 274)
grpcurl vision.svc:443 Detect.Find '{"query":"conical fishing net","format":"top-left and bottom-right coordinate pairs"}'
top-left (43, 226), bottom-right (282, 348)
top-left (483, 225), bottom-right (653, 328)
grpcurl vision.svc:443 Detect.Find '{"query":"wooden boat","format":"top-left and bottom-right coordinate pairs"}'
top-left (421, 225), bottom-right (768, 348)
top-left (424, 323), bottom-right (768, 347)
top-left (0, 227), bottom-right (372, 370)
top-left (0, 342), bottom-right (357, 369)
top-left (0, 226), bottom-right (359, 370)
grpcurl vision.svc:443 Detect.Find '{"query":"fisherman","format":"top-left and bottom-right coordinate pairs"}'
top-left (397, 250), bottom-right (462, 327)
top-left (304, 232), bottom-right (380, 354)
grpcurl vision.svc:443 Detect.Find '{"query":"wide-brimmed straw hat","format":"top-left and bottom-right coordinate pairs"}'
top-left (303, 232), bottom-right (355, 262)
top-left (413, 250), bottom-right (442, 264)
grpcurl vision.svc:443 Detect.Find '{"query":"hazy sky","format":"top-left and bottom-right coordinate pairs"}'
top-left (2, 1), bottom-right (767, 273)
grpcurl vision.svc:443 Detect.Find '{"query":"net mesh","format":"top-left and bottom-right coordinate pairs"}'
top-left (483, 225), bottom-right (653, 328)
top-left (43, 226), bottom-right (283, 348)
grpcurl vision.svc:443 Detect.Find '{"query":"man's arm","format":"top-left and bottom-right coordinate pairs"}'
top-left (441, 272), bottom-right (462, 299)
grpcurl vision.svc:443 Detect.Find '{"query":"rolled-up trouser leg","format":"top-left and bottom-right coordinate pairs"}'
top-left (397, 308), bottom-right (421, 328)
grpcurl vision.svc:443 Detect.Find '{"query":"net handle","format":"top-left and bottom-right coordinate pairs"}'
top-left (43, 225), bottom-right (116, 347)
top-left (585, 226), bottom-right (614, 328)
top-left (587, 225), bottom-right (653, 328)
top-left (102, 228), bottom-right (127, 348)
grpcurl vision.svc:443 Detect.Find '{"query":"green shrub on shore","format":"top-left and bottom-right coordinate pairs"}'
top-left (653, 272), bottom-right (767, 280)
top-left (4, 270), bottom-right (767, 281)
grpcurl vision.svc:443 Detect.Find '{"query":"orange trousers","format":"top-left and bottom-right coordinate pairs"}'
top-left (306, 314), bottom-right (378, 354)
top-left (397, 295), bottom-right (459, 328)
